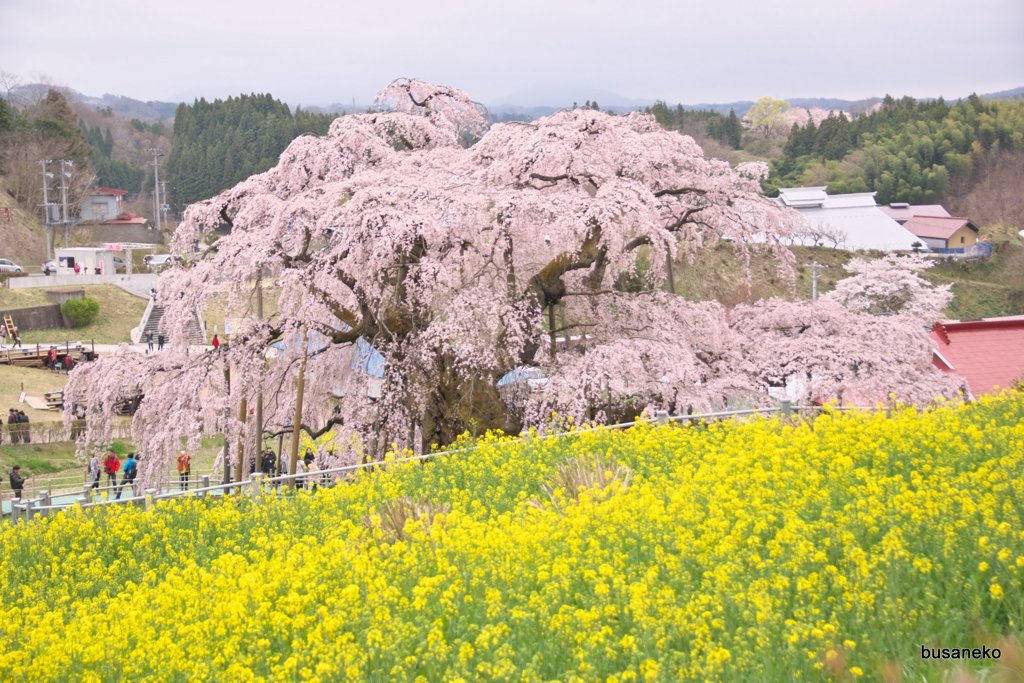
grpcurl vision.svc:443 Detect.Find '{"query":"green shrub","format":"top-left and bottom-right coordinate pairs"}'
top-left (61, 296), bottom-right (100, 327)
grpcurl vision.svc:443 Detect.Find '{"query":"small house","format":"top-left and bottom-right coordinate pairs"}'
top-left (80, 188), bottom-right (128, 223)
top-left (902, 216), bottom-right (979, 252)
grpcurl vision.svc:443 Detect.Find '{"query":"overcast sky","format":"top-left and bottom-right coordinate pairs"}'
top-left (2, 0), bottom-right (1022, 108)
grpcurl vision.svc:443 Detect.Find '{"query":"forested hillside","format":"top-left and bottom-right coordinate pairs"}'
top-left (165, 94), bottom-right (335, 209)
top-left (766, 95), bottom-right (1024, 211)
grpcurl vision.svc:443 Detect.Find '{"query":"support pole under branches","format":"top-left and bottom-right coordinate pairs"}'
top-left (288, 329), bottom-right (309, 485)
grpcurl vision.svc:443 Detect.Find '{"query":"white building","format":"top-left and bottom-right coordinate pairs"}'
top-left (55, 247), bottom-right (119, 275)
top-left (778, 187), bottom-right (926, 252)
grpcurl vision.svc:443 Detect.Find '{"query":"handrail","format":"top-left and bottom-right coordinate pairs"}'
top-left (5, 402), bottom-right (884, 521)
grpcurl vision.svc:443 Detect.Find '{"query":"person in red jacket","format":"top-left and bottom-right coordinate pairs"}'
top-left (102, 450), bottom-right (121, 489)
top-left (212, 334), bottom-right (220, 349)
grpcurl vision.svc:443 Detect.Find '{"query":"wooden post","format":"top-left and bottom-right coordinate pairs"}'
top-left (288, 329), bottom-right (309, 484)
top-left (200, 475), bottom-right (210, 498)
top-left (253, 272), bottom-right (264, 472)
top-left (235, 396), bottom-right (248, 488)
top-left (222, 358), bottom-right (231, 485)
top-left (666, 253), bottom-right (676, 295)
top-left (548, 305), bottom-right (557, 358)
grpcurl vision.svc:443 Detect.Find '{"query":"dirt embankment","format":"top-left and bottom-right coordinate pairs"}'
top-left (0, 178), bottom-right (47, 269)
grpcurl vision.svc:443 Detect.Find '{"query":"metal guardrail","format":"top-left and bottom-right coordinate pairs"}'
top-left (6, 401), bottom-right (878, 522)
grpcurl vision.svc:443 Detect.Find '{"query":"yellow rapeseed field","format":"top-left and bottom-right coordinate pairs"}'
top-left (1, 394), bottom-right (1022, 681)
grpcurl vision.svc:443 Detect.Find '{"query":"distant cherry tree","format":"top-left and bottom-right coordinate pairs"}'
top-left (64, 79), bottom-right (954, 478)
top-left (824, 253), bottom-right (952, 321)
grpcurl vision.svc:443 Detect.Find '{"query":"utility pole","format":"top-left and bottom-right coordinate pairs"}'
top-left (59, 159), bottom-right (73, 248)
top-left (160, 180), bottom-right (169, 227)
top-left (806, 261), bottom-right (828, 301)
top-left (149, 148), bottom-right (164, 233)
top-left (39, 160), bottom-right (54, 258)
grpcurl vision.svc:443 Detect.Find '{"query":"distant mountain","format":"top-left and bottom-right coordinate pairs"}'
top-left (981, 85), bottom-right (1024, 100)
top-left (7, 84), bottom-right (178, 120)
top-left (5, 82), bottom-right (1021, 125)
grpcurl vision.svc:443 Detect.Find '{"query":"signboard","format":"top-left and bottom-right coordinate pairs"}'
top-left (104, 243), bottom-right (125, 252)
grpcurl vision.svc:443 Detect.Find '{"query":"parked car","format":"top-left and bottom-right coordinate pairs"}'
top-left (0, 258), bottom-right (23, 274)
top-left (113, 256), bottom-right (128, 273)
top-left (42, 259), bottom-right (57, 275)
top-left (143, 254), bottom-right (174, 271)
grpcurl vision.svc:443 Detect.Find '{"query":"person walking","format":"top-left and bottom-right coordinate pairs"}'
top-left (17, 410), bottom-right (30, 443)
top-left (116, 453), bottom-right (138, 499)
top-left (102, 450), bottom-right (121, 489)
top-left (146, 331), bottom-right (154, 353)
top-left (7, 408), bottom-right (19, 445)
top-left (157, 334), bottom-right (165, 351)
top-left (11, 325), bottom-right (22, 348)
top-left (8, 465), bottom-right (25, 500)
top-left (88, 453), bottom-right (102, 490)
top-left (177, 451), bottom-right (192, 490)
top-left (211, 334), bottom-right (220, 349)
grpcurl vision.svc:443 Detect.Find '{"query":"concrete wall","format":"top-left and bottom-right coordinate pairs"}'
top-left (81, 196), bottom-right (119, 222)
top-left (8, 272), bottom-right (157, 298)
top-left (87, 224), bottom-right (163, 245)
top-left (0, 304), bottom-right (64, 332)
top-left (45, 289), bottom-right (84, 306)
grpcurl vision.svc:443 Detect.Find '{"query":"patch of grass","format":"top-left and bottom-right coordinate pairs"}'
top-left (926, 241), bottom-right (1024, 319)
top-left (5, 285), bottom-right (147, 345)
top-left (0, 441), bottom-right (78, 476)
top-left (0, 365), bottom-right (67, 424)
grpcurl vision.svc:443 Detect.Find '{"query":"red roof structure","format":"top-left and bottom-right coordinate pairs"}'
top-left (103, 211), bottom-right (148, 225)
top-left (880, 203), bottom-right (951, 223)
top-left (931, 315), bottom-right (1024, 395)
top-left (903, 216), bottom-right (977, 241)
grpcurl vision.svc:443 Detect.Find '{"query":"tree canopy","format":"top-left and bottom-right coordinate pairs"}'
top-left (67, 79), bottom-right (959, 480)
top-left (165, 93), bottom-right (336, 209)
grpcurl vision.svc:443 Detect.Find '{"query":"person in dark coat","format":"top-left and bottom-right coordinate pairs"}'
top-left (7, 408), bottom-right (20, 445)
top-left (157, 334), bottom-right (165, 351)
top-left (17, 410), bottom-right (30, 443)
top-left (8, 465), bottom-right (25, 499)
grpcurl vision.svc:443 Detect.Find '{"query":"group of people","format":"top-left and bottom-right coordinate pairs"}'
top-left (44, 346), bottom-right (75, 373)
top-left (255, 448), bottom-right (324, 488)
top-left (145, 331), bottom-right (166, 352)
top-left (88, 450), bottom-right (140, 499)
top-left (4, 408), bottom-right (31, 444)
top-left (0, 324), bottom-right (22, 348)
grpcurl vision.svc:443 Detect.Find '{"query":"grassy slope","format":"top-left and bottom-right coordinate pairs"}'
top-left (0, 364), bottom-right (67, 422)
top-left (672, 239), bottom-right (1024, 319)
top-left (0, 284), bottom-right (147, 344)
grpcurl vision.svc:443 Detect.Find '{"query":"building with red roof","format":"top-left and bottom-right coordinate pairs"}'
top-left (931, 315), bottom-right (1024, 396)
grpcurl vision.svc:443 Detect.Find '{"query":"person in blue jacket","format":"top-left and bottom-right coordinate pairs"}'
top-left (116, 453), bottom-right (139, 499)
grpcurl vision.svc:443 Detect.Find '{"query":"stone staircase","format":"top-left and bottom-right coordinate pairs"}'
top-left (142, 305), bottom-right (206, 345)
